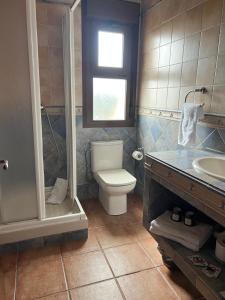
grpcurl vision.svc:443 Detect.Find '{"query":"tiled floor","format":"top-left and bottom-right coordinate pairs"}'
top-left (0, 194), bottom-right (204, 300)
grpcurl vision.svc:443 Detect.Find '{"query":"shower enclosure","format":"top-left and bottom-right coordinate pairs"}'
top-left (0, 0), bottom-right (87, 245)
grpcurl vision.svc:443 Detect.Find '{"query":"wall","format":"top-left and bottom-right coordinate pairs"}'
top-left (137, 0), bottom-right (225, 194)
top-left (36, 1), bottom-right (66, 106)
top-left (139, 0), bottom-right (225, 114)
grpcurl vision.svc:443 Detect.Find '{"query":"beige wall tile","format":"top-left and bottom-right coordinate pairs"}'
top-left (49, 47), bottom-right (63, 67)
top-left (167, 87), bottom-right (180, 109)
top-left (202, 0), bottom-right (223, 30)
top-left (145, 48), bottom-right (160, 68)
top-left (219, 23), bottom-right (225, 54)
top-left (141, 68), bottom-right (158, 89)
top-left (181, 60), bottom-right (198, 86)
top-left (158, 66), bottom-right (169, 88)
top-left (156, 88), bottom-right (168, 108)
top-left (215, 54), bottom-right (225, 84)
top-left (212, 85), bottom-right (225, 113)
top-left (39, 67), bottom-right (51, 87)
top-left (183, 33), bottom-right (201, 62)
top-left (172, 14), bottom-right (186, 42)
top-left (199, 26), bottom-right (220, 58)
top-left (159, 44), bottom-right (171, 67)
top-left (169, 63), bottom-right (182, 87)
top-left (142, 28), bottom-right (160, 53)
top-left (184, 5), bottom-right (203, 36)
top-left (170, 39), bottom-right (184, 65)
top-left (38, 47), bottom-right (49, 68)
top-left (47, 5), bottom-right (67, 26)
top-left (36, 2), bottom-right (48, 25)
top-left (160, 21), bottom-right (172, 46)
top-left (140, 88), bottom-right (157, 108)
top-left (196, 56), bottom-right (217, 85)
top-left (223, 0), bottom-right (225, 22)
top-left (37, 24), bottom-right (48, 47)
top-left (48, 25), bottom-right (63, 48)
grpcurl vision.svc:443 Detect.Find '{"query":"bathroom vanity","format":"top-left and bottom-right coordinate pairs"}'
top-left (143, 150), bottom-right (225, 300)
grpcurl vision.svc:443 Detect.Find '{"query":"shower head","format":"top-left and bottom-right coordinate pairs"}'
top-left (41, 104), bottom-right (45, 111)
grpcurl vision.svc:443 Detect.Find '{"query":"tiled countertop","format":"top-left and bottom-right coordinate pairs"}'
top-left (146, 149), bottom-right (225, 195)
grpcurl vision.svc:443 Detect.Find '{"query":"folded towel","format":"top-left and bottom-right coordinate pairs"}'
top-left (178, 103), bottom-right (204, 147)
top-left (47, 178), bottom-right (68, 205)
top-left (150, 211), bottom-right (212, 251)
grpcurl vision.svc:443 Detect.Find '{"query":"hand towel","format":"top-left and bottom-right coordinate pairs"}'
top-left (178, 103), bottom-right (204, 147)
top-left (150, 211), bottom-right (212, 251)
top-left (47, 178), bottom-right (68, 204)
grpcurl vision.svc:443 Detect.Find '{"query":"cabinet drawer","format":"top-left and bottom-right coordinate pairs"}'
top-left (145, 159), bottom-right (171, 178)
top-left (196, 278), bottom-right (219, 300)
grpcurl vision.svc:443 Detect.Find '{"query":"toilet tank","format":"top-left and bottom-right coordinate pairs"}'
top-left (91, 140), bottom-right (123, 173)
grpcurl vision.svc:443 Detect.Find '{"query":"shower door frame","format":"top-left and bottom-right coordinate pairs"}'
top-left (0, 0), bottom-right (87, 245)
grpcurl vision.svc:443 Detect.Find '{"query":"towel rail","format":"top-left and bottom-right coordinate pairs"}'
top-left (184, 87), bottom-right (207, 106)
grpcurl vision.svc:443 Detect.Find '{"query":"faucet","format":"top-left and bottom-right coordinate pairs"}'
top-left (0, 160), bottom-right (8, 170)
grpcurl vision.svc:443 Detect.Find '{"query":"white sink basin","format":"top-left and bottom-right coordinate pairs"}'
top-left (192, 157), bottom-right (225, 181)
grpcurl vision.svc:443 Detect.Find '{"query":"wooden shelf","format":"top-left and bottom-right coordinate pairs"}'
top-left (153, 234), bottom-right (225, 300)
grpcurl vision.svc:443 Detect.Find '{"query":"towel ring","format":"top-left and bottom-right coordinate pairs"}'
top-left (184, 87), bottom-right (207, 107)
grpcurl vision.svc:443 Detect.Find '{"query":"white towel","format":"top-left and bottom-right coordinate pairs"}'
top-left (178, 103), bottom-right (204, 147)
top-left (47, 178), bottom-right (68, 205)
top-left (150, 211), bottom-right (212, 251)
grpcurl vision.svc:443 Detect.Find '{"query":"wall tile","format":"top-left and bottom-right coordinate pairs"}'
top-left (160, 21), bottom-right (172, 46)
top-left (215, 54), bottom-right (225, 84)
top-left (170, 39), bottom-right (184, 65)
top-left (142, 28), bottom-right (160, 53)
top-left (139, 88), bottom-right (157, 108)
top-left (37, 24), bottom-right (48, 47)
top-left (212, 85), bottom-right (225, 113)
top-left (183, 33), bottom-right (201, 62)
top-left (202, 0), bottom-right (223, 30)
top-left (38, 47), bottom-right (49, 68)
top-left (145, 48), bottom-right (160, 68)
top-left (181, 60), bottom-right (198, 86)
top-left (199, 26), bottom-right (220, 58)
top-left (168, 63), bottom-right (182, 87)
top-left (184, 5), bottom-right (203, 36)
top-left (219, 23), bottom-right (225, 54)
top-left (156, 88), bottom-right (168, 108)
top-left (141, 67), bottom-right (158, 88)
top-left (196, 56), bottom-right (217, 85)
top-left (47, 4), bottom-right (67, 26)
top-left (36, 2), bottom-right (48, 25)
top-left (172, 14), bottom-right (186, 42)
top-left (223, 0), bottom-right (225, 22)
top-left (167, 87), bottom-right (180, 109)
top-left (159, 44), bottom-right (171, 67)
top-left (157, 66), bottom-right (169, 88)
top-left (49, 47), bottom-right (63, 67)
top-left (48, 25), bottom-right (63, 48)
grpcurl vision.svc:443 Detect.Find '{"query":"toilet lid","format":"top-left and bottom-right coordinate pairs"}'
top-left (97, 169), bottom-right (136, 187)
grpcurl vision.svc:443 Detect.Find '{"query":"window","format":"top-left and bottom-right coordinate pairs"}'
top-left (82, 1), bottom-right (139, 128)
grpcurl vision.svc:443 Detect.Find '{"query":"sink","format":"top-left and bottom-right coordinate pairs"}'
top-left (192, 157), bottom-right (225, 181)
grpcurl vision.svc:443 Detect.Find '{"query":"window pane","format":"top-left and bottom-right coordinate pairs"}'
top-left (93, 78), bottom-right (127, 121)
top-left (98, 31), bottom-right (124, 68)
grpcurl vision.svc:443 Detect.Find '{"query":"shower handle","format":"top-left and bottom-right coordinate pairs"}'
top-left (0, 160), bottom-right (8, 170)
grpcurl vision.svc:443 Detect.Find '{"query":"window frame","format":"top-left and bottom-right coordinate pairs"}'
top-left (82, 14), bottom-right (138, 128)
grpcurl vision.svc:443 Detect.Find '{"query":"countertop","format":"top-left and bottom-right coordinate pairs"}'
top-left (146, 149), bottom-right (225, 195)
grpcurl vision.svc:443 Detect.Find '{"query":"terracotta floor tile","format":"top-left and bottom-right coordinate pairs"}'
top-left (159, 265), bottom-right (202, 300)
top-left (70, 279), bottom-right (123, 300)
top-left (126, 222), bottom-right (152, 241)
top-left (16, 259), bottom-right (66, 300)
top-left (139, 238), bottom-right (164, 267)
top-left (18, 245), bottom-right (61, 266)
top-left (104, 243), bottom-right (154, 277)
top-left (63, 250), bottom-right (113, 288)
top-left (0, 252), bottom-right (17, 300)
top-left (61, 230), bottom-right (100, 257)
top-left (118, 268), bottom-right (177, 300)
top-left (34, 291), bottom-right (70, 300)
top-left (95, 223), bottom-right (135, 249)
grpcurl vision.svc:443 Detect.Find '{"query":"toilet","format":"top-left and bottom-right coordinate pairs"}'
top-left (91, 140), bottom-right (136, 215)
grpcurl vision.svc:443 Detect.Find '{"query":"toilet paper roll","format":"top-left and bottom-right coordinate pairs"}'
top-left (132, 150), bottom-right (143, 161)
top-left (215, 237), bottom-right (225, 262)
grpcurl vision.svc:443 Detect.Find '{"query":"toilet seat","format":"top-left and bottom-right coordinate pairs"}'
top-left (96, 169), bottom-right (136, 187)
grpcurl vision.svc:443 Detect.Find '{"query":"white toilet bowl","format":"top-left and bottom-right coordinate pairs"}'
top-left (91, 140), bottom-right (137, 215)
top-left (94, 169), bottom-right (136, 215)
